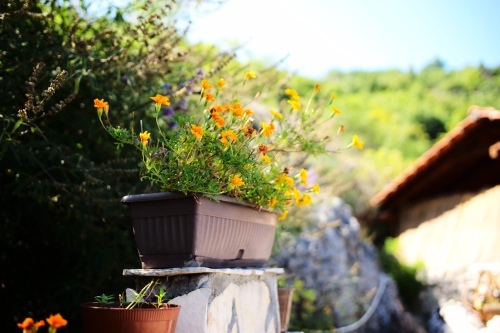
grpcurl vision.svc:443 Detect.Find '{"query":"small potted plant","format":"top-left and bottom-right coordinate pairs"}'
top-left (93, 73), bottom-right (363, 268)
top-left (80, 279), bottom-right (180, 333)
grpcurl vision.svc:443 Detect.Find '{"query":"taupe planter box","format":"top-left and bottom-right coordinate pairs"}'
top-left (121, 192), bottom-right (278, 269)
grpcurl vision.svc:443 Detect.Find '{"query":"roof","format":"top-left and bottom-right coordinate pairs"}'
top-left (370, 107), bottom-right (500, 211)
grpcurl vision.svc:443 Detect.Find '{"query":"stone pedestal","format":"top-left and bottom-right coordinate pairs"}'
top-left (123, 267), bottom-right (284, 333)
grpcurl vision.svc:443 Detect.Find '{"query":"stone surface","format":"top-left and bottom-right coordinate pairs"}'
top-left (273, 196), bottom-right (426, 332)
top-left (124, 268), bottom-right (281, 333)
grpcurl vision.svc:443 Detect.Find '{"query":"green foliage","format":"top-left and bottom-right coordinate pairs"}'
top-left (98, 80), bottom-right (357, 215)
top-left (288, 279), bottom-right (336, 331)
top-left (94, 294), bottom-right (114, 304)
top-left (378, 238), bottom-right (424, 308)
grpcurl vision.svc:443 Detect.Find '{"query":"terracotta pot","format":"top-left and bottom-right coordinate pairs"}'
top-left (278, 288), bottom-right (294, 333)
top-left (80, 302), bottom-right (180, 333)
top-left (121, 192), bottom-right (277, 269)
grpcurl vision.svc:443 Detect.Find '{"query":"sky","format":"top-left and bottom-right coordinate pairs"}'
top-left (185, 0), bottom-right (500, 78)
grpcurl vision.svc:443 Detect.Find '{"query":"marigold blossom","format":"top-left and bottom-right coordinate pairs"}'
top-left (270, 109), bottom-right (283, 120)
top-left (351, 135), bottom-right (364, 150)
top-left (204, 93), bottom-right (216, 102)
top-left (278, 210), bottom-right (288, 220)
top-left (139, 131), bottom-right (151, 146)
top-left (17, 317), bottom-right (45, 331)
top-left (93, 99), bottom-right (108, 109)
top-left (231, 174), bottom-right (245, 187)
top-left (299, 169), bottom-right (309, 187)
top-left (312, 184), bottom-right (320, 194)
top-left (332, 107), bottom-right (342, 115)
top-left (216, 78), bottom-right (226, 89)
top-left (314, 84), bottom-right (321, 93)
top-left (260, 122), bottom-right (275, 138)
top-left (150, 94), bottom-right (170, 106)
top-left (245, 71), bottom-right (256, 80)
top-left (269, 198), bottom-right (278, 207)
top-left (261, 155), bottom-right (271, 164)
top-left (46, 313), bottom-right (67, 329)
top-left (201, 79), bottom-right (213, 90)
top-left (191, 124), bottom-right (203, 141)
top-left (220, 129), bottom-right (237, 145)
top-left (287, 99), bottom-right (301, 111)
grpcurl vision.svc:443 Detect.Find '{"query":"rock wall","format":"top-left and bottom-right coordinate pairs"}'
top-left (274, 197), bottom-right (426, 333)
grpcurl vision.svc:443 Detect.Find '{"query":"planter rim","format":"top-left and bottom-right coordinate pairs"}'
top-left (80, 302), bottom-right (180, 311)
top-left (121, 192), bottom-right (274, 213)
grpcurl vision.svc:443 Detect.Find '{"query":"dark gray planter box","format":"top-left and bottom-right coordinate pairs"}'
top-left (121, 192), bottom-right (277, 269)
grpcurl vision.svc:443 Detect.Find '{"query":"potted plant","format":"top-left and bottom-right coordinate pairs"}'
top-left (93, 73), bottom-right (363, 268)
top-left (80, 279), bottom-right (181, 333)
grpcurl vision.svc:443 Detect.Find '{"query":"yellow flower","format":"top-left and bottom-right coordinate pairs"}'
top-left (150, 94), bottom-right (170, 106)
top-left (201, 79), bottom-right (213, 90)
top-left (331, 93), bottom-right (337, 100)
top-left (331, 107), bottom-right (342, 115)
top-left (244, 108), bottom-right (253, 116)
top-left (245, 71), bottom-right (256, 80)
top-left (261, 155), bottom-right (271, 164)
top-left (269, 198), bottom-right (278, 207)
top-left (260, 122), bottom-right (275, 138)
top-left (231, 174), bottom-right (245, 187)
top-left (312, 184), bottom-right (320, 194)
top-left (46, 314), bottom-right (67, 330)
top-left (191, 124), bottom-right (203, 141)
top-left (287, 99), bottom-right (301, 111)
top-left (216, 78), bottom-right (226, 89)
top-left (299, 169), bottom-right (309, 187)
top-left (297, 194), bottom-right (312, 207)
top-left (139, 131), bottom-right (151, 146)
top-left (270, 109), bottom-right (283, 120)
top-left (278, 210), bottom-right (288, 220)
top-left (314, 84), bottom-right (321, 93)
top-left (351, 135), bottom-right (364, 150)
top-left (220, 129), bottom-right (237, 145)
top-left (284, 88), bottom-right (300, 101)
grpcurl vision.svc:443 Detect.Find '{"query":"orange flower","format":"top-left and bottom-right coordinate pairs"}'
top-left (93, 98), bottom-right (108, 118)
top-left (139, 131), bottom-right (151, 147)
top-left (191, 124), bottom-right (203, 141)
top-left (244, 108), bottom-right (253, 116)
top-left (314, 84), bottom-right (321, 93)
top-left (17, 317), bottom-right (45, 332)
top-left (46, 313), bottom-right (67, 330)
top-left (150, 94), bottom-right (170, 106)
top-left (269, 198), bottom-right (278, 207)
top-left (260, 122), bottom-right (275, 138)
top-left (201, 79), bottom-right (213, 90)
top-left (231, 174), bottom-right (245, 187)
top-left (204, 92), bottom-right (215, 102)
top-left (230, 103), bottom-right (244, 117)
top-left (220, 129), bottom-right (237, 145)
top-left (210, 111), bottom-right (226, 128)
top-left (93, 99), bottom-right (108, 109)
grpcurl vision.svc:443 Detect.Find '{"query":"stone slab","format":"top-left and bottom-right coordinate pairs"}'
top-left (124, 267), bottom-right (284, 333)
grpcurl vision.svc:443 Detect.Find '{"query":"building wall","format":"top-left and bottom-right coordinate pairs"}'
top-left (394, 185), bottom-right (500, 276)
